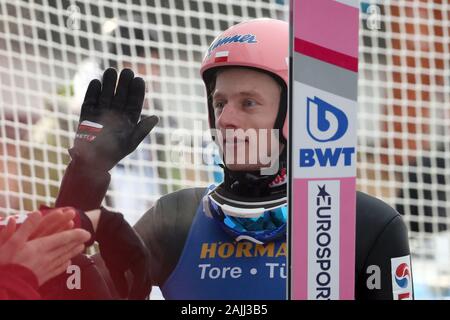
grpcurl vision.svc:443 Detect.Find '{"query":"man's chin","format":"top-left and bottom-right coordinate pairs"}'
top-left (224, 163), bottom-right (265, 172)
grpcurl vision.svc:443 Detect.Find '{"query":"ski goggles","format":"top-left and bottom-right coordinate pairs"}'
top-left (207, 185), bottom-right (287, 219)
top-left (206, 199), bottom-right (287, 244)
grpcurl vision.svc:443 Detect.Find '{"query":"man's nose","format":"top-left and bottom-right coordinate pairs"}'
top-left (216, 103), bottom-right (240, 130)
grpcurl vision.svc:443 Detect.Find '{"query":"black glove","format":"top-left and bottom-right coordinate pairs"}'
top-left (56, 68), bottom-right (159, 210)
top-left (70, 67), bottom-right (159, 171)
top-left (95, 207), bottom-right (152, 300)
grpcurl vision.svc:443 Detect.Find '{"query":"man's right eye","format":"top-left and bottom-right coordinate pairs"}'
top-left (213, 101), bottom-right (225, 109)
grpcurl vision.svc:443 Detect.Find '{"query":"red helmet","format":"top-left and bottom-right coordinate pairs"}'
top-left (200, 18), bottom-right (289, 140)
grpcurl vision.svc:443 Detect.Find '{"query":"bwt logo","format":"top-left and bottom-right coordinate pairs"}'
top-left (299, 96), bottom-right (355, 168)
top-left (395, 263), bottom-right (410, 289)
top-left (307, 96), bottom-right (348, 142)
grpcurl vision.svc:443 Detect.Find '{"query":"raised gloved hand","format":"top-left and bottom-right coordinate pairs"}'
top-left (70, 67), bottom-right (159, 171)
top-left (56, 68), bottom-right (159, 210)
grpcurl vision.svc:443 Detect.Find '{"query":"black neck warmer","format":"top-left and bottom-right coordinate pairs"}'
top-left (220, 147), bottom-right (287, 200)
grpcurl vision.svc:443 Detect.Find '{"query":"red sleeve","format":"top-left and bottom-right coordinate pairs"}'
top-left (0, 264), bottom-right (41, 300)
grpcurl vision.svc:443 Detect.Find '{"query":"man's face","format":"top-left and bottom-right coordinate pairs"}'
top-left (212, 68), bottom-right (282, 171)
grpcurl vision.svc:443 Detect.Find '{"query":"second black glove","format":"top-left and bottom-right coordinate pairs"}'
top-left (95, 207), bottom-right (153, 300)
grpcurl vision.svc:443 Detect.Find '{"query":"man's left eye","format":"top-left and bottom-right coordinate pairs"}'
top-left (243, 99), bottom-right (257, 107)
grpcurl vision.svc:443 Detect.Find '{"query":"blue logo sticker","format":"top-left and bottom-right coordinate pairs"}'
top-left (306, 96), bottom-right (348, 143)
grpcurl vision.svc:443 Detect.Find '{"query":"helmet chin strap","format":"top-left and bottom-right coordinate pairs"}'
top-left (220, 147), bottom-right (287, 199)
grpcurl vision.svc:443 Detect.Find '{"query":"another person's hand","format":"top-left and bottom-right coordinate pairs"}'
top-left (0, 212), bottom-right (91, 286)
top-left (0, 207), bottom-right (76, 244)
top-left (0, 215), bottom-right (16, 247)
top-left (30, 207), bottom-right (77, 239)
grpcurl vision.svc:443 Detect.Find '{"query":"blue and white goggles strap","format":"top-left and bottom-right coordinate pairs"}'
top-left (205, 199), bottom-right (287, 245)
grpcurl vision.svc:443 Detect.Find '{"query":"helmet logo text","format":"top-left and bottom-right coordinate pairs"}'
top-left (207, 34), bottom-right (257, 57)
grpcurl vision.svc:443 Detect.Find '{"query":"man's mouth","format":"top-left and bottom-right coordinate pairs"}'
top-left (222, 137), bottom-right (248, 145)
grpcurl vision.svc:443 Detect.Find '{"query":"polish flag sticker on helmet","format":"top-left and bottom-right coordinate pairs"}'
top-left (76, 120), bottom-right (103, 142)
top-left (391, 255), bottom-right (413, 300)
top-left (214, 51), bottom-right (229, 63)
